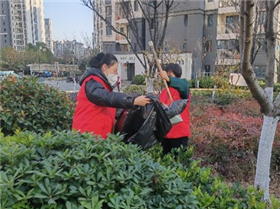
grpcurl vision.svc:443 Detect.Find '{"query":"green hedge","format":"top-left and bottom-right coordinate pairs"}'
top-left (0, 131), bottom-right (198, 209)
top-left (0, 76), bottom-right (74, 136)
top-left (123, 84), bottom-right (146, 94)
top-left (1, 131), bottom-right (278, 209)
top-left (132, 75), bottom-right (146, 85)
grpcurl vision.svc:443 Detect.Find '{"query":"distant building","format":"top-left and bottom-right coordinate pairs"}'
top-left (45, 18), bottom-right (53, 53)
top-left (0, 0), bottom-right (46, 51)
top-left (0, 1), bottom-right (12, 48)
top-left (53, 40), bottom-right (91, 60)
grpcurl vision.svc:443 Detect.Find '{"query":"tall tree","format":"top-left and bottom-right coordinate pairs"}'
top-left (81, 0), bottom-right (176, 78)
top-left (240, 0), bottom-right (280, 201)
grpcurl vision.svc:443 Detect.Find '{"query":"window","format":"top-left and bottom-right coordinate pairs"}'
top-left (183, 39), bottom-right (187, 50)
top-left (134, 43), bottom-right (137, 51)
top-left (120, 27), bottom-right (124, 33)
top-left (106, 26), bottom-right (112, 35)
top-left (226, 15), bottom-right (238, 33)
top-left (205, 40), bottom-right (212, 52)
top-left (256, 38), bottom-right (266, 51)
top-left (258, 11), bottom-right (266, 25)
top-left (208, 0), bottom-right (214, 2)
top-left (116, 43), bottom-right (121, 51)
top-left (105, 6), bottom-right (112, 17)
top-left (217, 39), bottom-right (238, 50)
top-left (207, 14), bottom-right (213, 27)
top-left (205, 65), bottom-right (211, 76)
top-left (254, 66), bottom-right (266, 79)
top-left (184, 15), bottom-right (188, 27)
top-left (134, 1), bottom-right (138, 11)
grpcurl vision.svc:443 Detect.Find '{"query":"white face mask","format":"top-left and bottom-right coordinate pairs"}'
top-left (107, 73), bottom-right (118, 87)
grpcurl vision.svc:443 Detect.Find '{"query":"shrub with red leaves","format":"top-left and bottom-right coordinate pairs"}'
top-left (190, 95), bottom-right (280, 183)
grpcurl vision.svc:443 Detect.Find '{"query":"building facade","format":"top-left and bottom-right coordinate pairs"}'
top-left (94, 0), bottom-right (280, 81)
top-left (0, 0), bottom-right (46, 51)
top-left (53, 40), bottom-right (90, 61)
top-left (0, 0), bottom-right (12, 48)
top-left (45, 18), bottom-right (53, 53)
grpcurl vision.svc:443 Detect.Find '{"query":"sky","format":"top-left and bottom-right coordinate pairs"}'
top-left (43, 0), bottom-right (93, 46)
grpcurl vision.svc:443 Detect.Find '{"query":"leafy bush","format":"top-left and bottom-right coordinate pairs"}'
top-left (185, 79), bottom-right (196, 88)
top-left (147, 145), bottom-right (276, 208)
top-left (199, 77), bottom-right (216, 88)
top-left (0, 76), bottom-right (74, 136)
top-left (1, 131), bottom-right (277, 208)
top-left (132, 74), bottom-right (146, 85)
top-left (123, 84), bottom-right (146, 94)
top-left (190, 96), bottom-right (280, 197)
top-left (0, 131), bottom-right (199, 209)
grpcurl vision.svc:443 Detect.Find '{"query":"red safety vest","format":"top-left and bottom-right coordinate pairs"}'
top-left (72, 75), bottom-right (115, 139)
top-left (159, 87), bottom-right (191, 139)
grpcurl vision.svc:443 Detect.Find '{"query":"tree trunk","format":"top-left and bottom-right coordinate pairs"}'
top-left (145, 77), bottom-right (155, 93)
top-left (255, 115), bottom-right (279, 200)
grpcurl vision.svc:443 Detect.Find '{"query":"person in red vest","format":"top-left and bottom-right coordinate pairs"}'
top-left (158, 63), bottom-right (191, 154)
top-left (72, 53), bottom-right (151, 139)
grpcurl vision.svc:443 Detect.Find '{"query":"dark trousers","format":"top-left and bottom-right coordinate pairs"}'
top-left (161, 136), bottom-right (189, 155)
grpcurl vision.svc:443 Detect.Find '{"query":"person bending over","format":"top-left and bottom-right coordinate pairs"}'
top-left (72, 53), bottom-right (151, 138)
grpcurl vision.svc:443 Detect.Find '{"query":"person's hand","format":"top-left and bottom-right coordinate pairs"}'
top-left (134, 95), bottom-right (151, 106)
top-left (158, 71), bottom-right (170, 82)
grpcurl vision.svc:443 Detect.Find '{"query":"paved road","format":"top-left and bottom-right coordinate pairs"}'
top-left (39, 78), bottom-right (132, 92)
top-left (39, 78), bottom-right (81, 92)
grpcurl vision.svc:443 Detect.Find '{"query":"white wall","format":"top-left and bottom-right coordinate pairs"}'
top-left (115, 53), bottom-right (192, 80)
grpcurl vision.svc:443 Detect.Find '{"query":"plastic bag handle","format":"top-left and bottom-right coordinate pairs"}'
top-left (148, 41), bottom-right (173, 101)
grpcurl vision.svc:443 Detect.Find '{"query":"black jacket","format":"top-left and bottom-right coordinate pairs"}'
top-left (79, 68), bottom-right (135, 108)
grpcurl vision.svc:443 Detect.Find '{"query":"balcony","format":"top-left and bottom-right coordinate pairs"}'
top-left (115, 34), bottom-right (130, 44)
top-left (215, 49), bottom-right (240, 66)
top-left (218, 0), bottom-right (238, 14)
top-left (115, 15), bottom-right (128, 24)
top-left (217, 23), bottom-right (239, 39)
top-left (218, 23), bottom-right (239, 34)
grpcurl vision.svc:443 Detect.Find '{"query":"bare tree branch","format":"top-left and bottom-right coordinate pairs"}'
top-left (273, 0), bottom-right (280, 10)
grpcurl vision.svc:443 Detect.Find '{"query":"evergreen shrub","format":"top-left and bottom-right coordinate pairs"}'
top-left (123, 84), bottom-right (146, 94)
top-left (0, 131), bottom-right (198, 209)
top-left (1, 131), bottom-right (278, 208)
top-left (147, 144), bottom-right (279, 209)
top-left (0, 76), bottom-right (74, 136)
top-left (132, 74), bottom-right (146, 85)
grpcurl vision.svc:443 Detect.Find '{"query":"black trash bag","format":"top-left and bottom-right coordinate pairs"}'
top-left (115, 95), bottom-right (172, 150)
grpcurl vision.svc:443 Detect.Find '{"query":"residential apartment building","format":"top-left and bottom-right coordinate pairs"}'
top-left (53, 40), bottom-right (89, 60)
top-left (0, 0), bottom-right (46, 51)
top-left (0, 0), bottom-right (12, 48)
top-left (94, 0), bottom-right (280, 81)
top-left (45, 18), bottom-right (53, 53)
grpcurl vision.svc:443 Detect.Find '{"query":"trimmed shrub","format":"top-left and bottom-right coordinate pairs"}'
top-left (1, 131), bottom-right (276, 208)
top-left (123, 84), bottom-right (146, 94)
top-left (0, 131), bottom-right (198, 209)
top-left (132, 74), bottom-right (146, 85)
top-left (199, 77), bottom-right (216, 88)
top-left (147, 144), bottom-right (274, 209)
top-left (185, 79), bottom-right (196, 88)
top-left (0, 76), bottom-right (74, 136)
top-left (190, 96), bottom-right (280, 193)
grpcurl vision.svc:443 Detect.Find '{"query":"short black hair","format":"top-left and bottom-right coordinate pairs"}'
top-left (163, 63), bottom-right (182, 78)
top-left (89, 52), bottom-right (118, 69)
